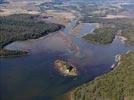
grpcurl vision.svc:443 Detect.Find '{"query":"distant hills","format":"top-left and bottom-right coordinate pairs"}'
top-left (0, 0), bottom-right (134, 9)
top-left (1, 0), bottom-right (133, 4)
top-left (52, 0), bottom-right (134, 4)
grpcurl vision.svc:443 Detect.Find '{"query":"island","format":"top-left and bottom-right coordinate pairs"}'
top-left (80, 17), bottom-right (134, 45)
top-left (82, 27), bottom-right (116, 44)
top-left (0, 14), bottom-right (64, 57)
top-left (71, 51), bottom-right (134, 100)
top-left (54, 60), bottom-right (78, 76)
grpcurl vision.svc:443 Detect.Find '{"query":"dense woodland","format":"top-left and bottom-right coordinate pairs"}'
top-left (73, 52), bottom-right (134, 100)
top-left (73, 17), bottom-right (134, 100)
top-left (82, 28), bottom-right (116, 44)
top-left (0, 14), bottom-right (64, 57)
top-left (81, 17), bottom-right (134, 45)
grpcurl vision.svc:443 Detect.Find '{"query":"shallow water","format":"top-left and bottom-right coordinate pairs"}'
top-left (1, 18), bottom-right (134, 100)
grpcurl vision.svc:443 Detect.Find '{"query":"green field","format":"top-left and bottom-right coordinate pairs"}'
top-left (73, 51), bottom-right (134, 100)
top-left (0, 14), bottom-right (64, 57)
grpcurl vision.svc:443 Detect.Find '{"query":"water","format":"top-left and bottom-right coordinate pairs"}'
top-left (1, 18), bottom-right (134, 100)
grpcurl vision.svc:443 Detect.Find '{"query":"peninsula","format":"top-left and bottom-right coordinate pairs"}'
top-left (0, 14), bottom-right (64, 57)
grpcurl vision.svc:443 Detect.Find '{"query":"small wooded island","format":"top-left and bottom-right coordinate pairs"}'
top-left (54, 60), bottom-right (78, 76)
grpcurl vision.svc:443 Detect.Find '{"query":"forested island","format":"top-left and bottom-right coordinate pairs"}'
top-left (71, 17), bottom-right (134, 99)
top-left (81, 17), bottom-right (134, 45)
top-left (0, 14), bottom-right (64, 57)
top-left (82, 28), bottom-right (116, 44)
top-left (72, 51), bottom-right (134, 100)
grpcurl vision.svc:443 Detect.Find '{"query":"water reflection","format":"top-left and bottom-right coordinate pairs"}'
top-left (1, 20), bottom-right (134, 100)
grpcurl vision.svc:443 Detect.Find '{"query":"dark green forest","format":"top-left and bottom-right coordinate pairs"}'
top-left (0, 14), bottom-right (64, 57)
top-left (81, 17), bottom-right (134, 45)
top-left (73, 52), bottom-right (134, 100)
top-left (82, 28), bottom-right (116, 44)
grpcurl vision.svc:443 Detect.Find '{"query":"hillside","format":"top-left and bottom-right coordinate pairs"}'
top-left (0, 14), bottom-right (64, 57)
top-left (73, 51), bottom-right (134, 100)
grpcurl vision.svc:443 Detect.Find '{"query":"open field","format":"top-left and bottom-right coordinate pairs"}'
top-left (44, 10), bottom-right (76, 25)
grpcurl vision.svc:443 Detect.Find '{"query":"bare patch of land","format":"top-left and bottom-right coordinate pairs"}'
top-left (0, 0), bottom-right (42, 16)
top-left (54, 60), bottom-right (78, 76)
top-left (103, 14), bottom-right (128, 19)
top-left (44, 10), bottom-right (76, 25)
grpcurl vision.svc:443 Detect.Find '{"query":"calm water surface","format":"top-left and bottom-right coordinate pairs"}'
top-left (1, 20), bottom-right (134, 100)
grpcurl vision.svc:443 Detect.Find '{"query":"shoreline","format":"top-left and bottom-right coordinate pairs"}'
top-left (0, 21), bottom-right (65, 58)
top-left (67, 51), bottom-right (134, 100)
top-left (56, 90), bottom-right (74, 100)
top-left (0, 8), bottom-right (77, 58)
top-left (0, 49), bottom-right (29, 58)
top-left (64, 91), bottom-right (74, 100)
